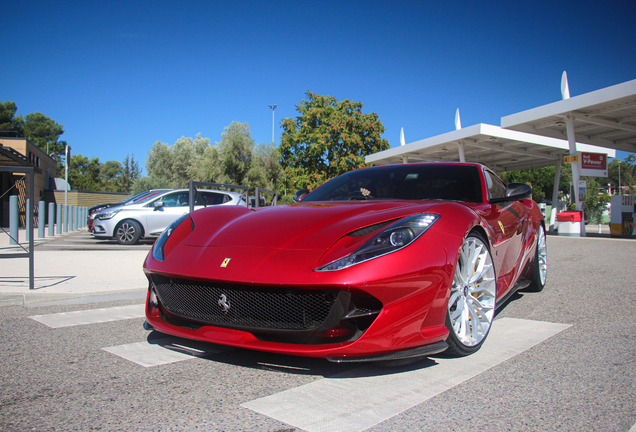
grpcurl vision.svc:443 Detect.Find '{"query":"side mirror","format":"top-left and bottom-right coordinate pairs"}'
top-left (293, 189), bottom-right (310, 202)
top-left (153, 201), bottom-right (164, 210)
top-left (490, 183), bottom-right (532, 204)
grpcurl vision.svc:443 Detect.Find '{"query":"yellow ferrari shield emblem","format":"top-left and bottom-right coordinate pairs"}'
top-left (498, 221), bottom-right (505, 235)
top-left (221, 258), bottom-right (231, 268)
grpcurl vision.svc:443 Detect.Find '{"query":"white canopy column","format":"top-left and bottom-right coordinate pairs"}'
top-left (561, 72), bottom-right (585, 236)
top-left (550, 159), bottom-right (562, 231)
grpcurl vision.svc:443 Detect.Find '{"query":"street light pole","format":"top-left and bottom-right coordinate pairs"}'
top-left (268, 104), bottom-right (277, 144)
top-left (64, 143), bottom-right (70, 206)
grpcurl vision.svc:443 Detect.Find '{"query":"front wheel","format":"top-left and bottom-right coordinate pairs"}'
top-left (116, 220), bottom-right (142, 245)
top-left (445, 232), bottom-right (497, 356)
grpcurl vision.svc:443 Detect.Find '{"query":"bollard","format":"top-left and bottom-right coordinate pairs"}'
top-left (63, 205), bottom-right (69, 233)
top-left (38, 201), bottom-right (46, 238)
top-left (56, 204), bottom-right (62, 235)
top-left (9, 195), bottom-right (18, 245)
top-left (26, 199), bottom-right (31, 242)
top-left (70, 206), bottom-right (75, 231)
top-left (48, 202), bottom-right (55, 236)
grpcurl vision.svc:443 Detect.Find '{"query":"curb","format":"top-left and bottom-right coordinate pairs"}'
top-left (0, 288), bottom-right (147, 308)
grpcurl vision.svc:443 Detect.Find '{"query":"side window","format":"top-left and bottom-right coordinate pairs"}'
top-left (484, 170), bottom-right (506, 200)
top-left (161, 192), bottom-right (189, 207)
top-left (199, 192), bottom-right (229, 205)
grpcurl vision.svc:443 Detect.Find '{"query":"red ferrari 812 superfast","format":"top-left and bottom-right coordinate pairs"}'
top-left (143, 163), bottom-right (546, 363)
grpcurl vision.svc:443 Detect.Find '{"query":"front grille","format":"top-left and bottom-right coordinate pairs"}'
top-left (151, 274), bottom-right (341, 331)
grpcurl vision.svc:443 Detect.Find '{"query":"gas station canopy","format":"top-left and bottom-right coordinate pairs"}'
top-left (365, 123), bottom-right (615, 171)
top-left (501, 79), bottom-right (636, 154)
top-left (366, 78), bottom-right (636, 171)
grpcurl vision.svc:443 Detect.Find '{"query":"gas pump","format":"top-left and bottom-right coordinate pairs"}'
top-left (610, 195), bottom-right (636, 237)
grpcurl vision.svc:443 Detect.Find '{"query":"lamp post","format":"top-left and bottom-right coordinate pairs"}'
top-left (268, 104), bottom-right (277, 144)
top-left (64, 143), bottom-right (71, 206)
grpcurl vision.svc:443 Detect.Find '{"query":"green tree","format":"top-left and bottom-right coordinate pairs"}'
top-left (145, 141), bottom-right (174, 184)
top-left (246, 142), bottom-right (285, 192)
top-left (145, 134), bottom-right (209, 188)
top-left (216, 121), bottom-right (254, 185)
top-left (142, 125), bottom-right (283, 196)
top-left (23, 112), bottom-right (65, 161)
top-left (69, 154), bottom-right (102, 191)
top-left (500, 164), bottom-right (573, 203)
top-left (0, 101), bottom-right (24, 136)
top-left (582, 177), bottom-right (611, 225)
top-left (608, 156), bottom-right (636, 194)
top-left (100, 161), bottom-right (122, 192)
top-left (118, 155), bottom-right (142, 193)
top-left (172, 135), bottom-right (209, 187)
top-left (280, 91), bottom-right (390, 191)
top-left (131, 176), bottom-right (173, 195)
top-left (188, 123), bottom-right (259, 186)
top-left (188, 145), bottom-right (222, 183)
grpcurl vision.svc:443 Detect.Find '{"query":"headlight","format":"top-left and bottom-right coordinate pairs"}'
top-left (152, 214), bottom-right (194, 261)
top-left (316, 213), bottom-right (440, 271)
top-left (96, 210), bottom-right (120, 220)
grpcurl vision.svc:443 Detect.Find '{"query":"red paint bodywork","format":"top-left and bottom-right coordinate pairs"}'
top-left (144, 163), bottom-right (543, 360)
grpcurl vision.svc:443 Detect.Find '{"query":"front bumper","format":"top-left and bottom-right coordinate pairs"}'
top-left (143, 227), bottom-right (460, 360)
top-left (92, 219), bottom-right (116, 237)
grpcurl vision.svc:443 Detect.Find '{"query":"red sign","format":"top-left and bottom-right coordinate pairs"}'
top-left (581, 152), bottom-right (607, 170)
top-left (580, 152), bottom-right (608, 177)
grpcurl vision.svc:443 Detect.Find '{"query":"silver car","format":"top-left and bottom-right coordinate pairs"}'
top-left (93, 189), bottom-right (246, 244)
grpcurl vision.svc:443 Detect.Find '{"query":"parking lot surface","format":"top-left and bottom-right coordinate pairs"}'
top-left (0, 231), bottom-right (635, 431)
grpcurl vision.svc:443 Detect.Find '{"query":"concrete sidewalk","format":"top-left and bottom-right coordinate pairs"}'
top-left (0, 227), bottom-right (149, 307)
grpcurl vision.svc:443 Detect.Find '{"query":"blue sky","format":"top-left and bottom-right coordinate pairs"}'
top-left (3, 0), bottom-right (635, 173)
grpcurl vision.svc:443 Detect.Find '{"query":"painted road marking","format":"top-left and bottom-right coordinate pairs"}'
top-left (102, 338), bottom-right (227, 367)
top-left (29, 304), bottom-right (145, 328)
top-left (242, 317), bottom-right (572, 432)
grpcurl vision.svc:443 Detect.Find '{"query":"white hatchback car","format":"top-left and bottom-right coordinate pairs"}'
top-left (93, 189), bottom-right (246, 244)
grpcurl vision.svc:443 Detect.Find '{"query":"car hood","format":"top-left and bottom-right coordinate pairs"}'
top-left (186, 201), bottom-right (442, 251)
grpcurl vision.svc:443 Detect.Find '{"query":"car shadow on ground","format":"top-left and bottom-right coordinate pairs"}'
top-left (494, 289), bottom-right (525, 318)
top-left (145, 329), bottom-right (440, 378)
top-left (94, 238), bottom-right (156, 246)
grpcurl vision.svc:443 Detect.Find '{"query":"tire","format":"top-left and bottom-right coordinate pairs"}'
top-left (445, 231), bottom-right (497, 356)
top-left (115, 220), bottom-right (142, 245)
top-left (526, 224), bottom-right (547, 292)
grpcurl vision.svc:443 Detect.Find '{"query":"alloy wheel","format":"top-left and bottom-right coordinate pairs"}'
top-left (537, 225), bottom-right (547, 286)
top-left (117, 222), bottom-right (138, 244)
top-left (448, 235), bottom-right (497, 347)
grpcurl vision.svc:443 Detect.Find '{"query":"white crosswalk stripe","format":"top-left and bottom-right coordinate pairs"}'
top-left (29, 304), bottom-right (145, 328)
top-left (242, 317), bottom-right (572, 432)
top-left (28, 303), bottom-right (230, 367)
top-left (103, 338), bottom-right (226, 367)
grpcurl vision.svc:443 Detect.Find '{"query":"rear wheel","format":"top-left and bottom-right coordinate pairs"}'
top-left (445, 232), bottom-right (497, 356)
top-left (526, 224), bottom-right (547, 292)
top-left (116, 220), bottom-right (142, 245)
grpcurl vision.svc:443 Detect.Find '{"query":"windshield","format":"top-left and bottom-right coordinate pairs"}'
top-left (134, 191), bottom-right (165, 204)
top-left (302, 164), bottom-right (483, 203)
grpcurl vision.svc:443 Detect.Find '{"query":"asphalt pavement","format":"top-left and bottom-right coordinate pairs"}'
top-left (1, 224), bottom-right (636, 431)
